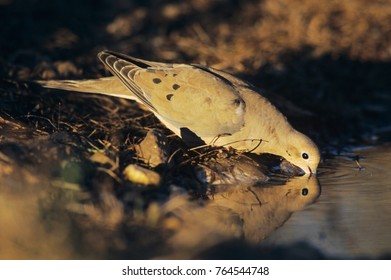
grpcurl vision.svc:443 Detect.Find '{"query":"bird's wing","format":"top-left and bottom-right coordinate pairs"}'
top-left (98, 51), bottom-right (246, 140)
top-left (190, 63), bottom-right (253, 89)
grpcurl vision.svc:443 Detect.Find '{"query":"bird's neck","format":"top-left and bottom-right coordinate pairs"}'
top-left (240, 91), bottom-right (293, 155)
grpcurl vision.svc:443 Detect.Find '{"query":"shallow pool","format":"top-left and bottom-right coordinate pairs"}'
top-left (262, 144), bottom-right (391, 258)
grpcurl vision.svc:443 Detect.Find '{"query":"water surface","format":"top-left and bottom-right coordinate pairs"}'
top-left (263, 144), bottom-right (391, 258)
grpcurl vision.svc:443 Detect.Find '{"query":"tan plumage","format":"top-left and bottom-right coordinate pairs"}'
top-left (38, 50), bottom-right (320, 174)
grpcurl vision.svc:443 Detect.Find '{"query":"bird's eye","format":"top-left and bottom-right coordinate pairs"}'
top-left (302, 153), bottom-right (309, 160)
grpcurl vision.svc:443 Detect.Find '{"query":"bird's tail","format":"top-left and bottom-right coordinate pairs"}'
top-left (36, 76), bottom-right (137, 100)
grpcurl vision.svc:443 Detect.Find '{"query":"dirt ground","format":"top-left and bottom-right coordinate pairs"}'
top-left (1, 0), bottom-right (391, 259)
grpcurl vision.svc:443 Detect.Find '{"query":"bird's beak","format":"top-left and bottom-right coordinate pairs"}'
top-left (308, 166), bottom-right (317, 175)
top-left (307, 166), bottom-right (318, 178)
top-left (292, 165), bottom-right (306, 176)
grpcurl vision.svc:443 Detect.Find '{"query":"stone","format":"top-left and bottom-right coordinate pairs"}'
top-left (123, 164), bottom-right (161, 186)
top-left (135, 129), bottom-right (170, 167)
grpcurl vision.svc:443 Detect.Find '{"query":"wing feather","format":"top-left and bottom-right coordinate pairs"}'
top-left (98, 50), bottom-right (246, 142)
top-left (99, 51), bottom-right (156, 111)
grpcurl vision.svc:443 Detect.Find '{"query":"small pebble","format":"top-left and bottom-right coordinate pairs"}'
top-left (135, 129), bottom-right (170, 167)
top-left (123, 164), bottom-right (161, 186)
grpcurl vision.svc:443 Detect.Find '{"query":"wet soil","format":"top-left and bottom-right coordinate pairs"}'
top-left (1, 0), bottom-right (391, 259)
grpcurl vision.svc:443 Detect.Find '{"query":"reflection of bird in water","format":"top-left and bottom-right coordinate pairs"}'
top-left (37, 50), bottom-right (320, 175)
top-left (159, 174), bottom-right (321, 258)
top-left (211, 176), bottom-right (321, 243)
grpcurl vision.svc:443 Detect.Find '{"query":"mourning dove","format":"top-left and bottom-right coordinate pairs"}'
top-left (38, 50), bottom-right (320, 174)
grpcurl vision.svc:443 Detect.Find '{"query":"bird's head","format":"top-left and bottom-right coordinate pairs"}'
top-left (281, 130), bottom-right (320, 175)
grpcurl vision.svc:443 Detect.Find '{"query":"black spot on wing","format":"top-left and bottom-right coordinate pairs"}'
top-left (166, 94), bottom-right (174, 101)
top-left (172, 84), bottom-right (180, 90)
top-left (153, 78), bottom-right (162, 84)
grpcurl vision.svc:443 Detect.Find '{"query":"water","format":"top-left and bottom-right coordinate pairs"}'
top-left (158, 174), bottom-right (320, 258)
top-left (3, 141), bottom-right (389, 259)
top-left (159, 145), bottom-right (391, 258)
top-left (262, 144), bottom-right (391, 258)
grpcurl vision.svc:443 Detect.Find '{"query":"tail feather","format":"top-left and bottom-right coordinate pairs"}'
top-left (37, 76), bottom-right (137, 100)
